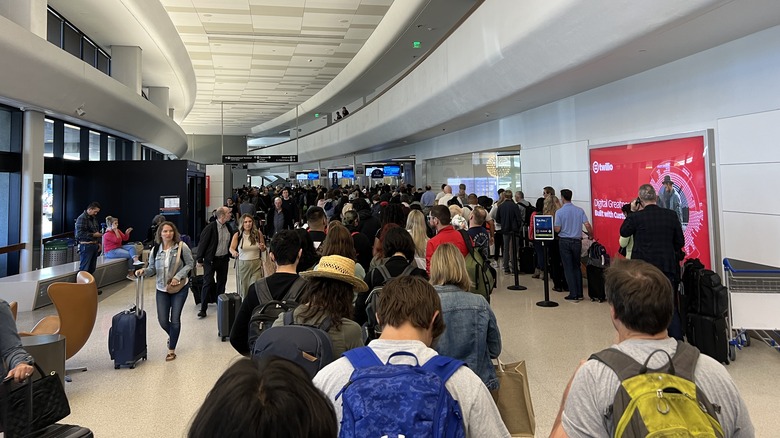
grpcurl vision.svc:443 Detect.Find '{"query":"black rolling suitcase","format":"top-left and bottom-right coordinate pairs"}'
top-left (686, 313), bottom-right (729, 364)
top-left (217, 293), bottom-right (242, 341)
top-left (519, 247), bottom-right (535, 274)
top-left (108, 275), bottom-right (148, 369)
top-left (586, 264), bottom-right (606, 302)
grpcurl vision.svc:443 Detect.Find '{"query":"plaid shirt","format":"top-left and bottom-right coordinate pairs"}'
top-left (75, 210), bottom-right (100, 242)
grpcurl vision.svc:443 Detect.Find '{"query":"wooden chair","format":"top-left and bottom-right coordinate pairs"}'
top-left (9, 301), bottom-right (17, 321)
top-left (23, 271), bottom-right (98, 380)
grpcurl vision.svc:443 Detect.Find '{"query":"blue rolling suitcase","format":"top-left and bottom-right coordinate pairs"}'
top-left (109, 275), bottom-right (148, 369)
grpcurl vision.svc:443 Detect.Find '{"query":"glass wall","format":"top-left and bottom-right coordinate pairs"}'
top-left (0, 105), bottom-right (22, 277)
top-left (425, 151), bottom-right (522, 200)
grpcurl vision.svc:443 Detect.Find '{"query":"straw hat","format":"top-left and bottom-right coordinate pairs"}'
top-left (300, 255), bottom-right (368, 292)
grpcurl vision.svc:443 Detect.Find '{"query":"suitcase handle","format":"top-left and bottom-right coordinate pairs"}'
top-left (135, 274), bottom-right (144, 317)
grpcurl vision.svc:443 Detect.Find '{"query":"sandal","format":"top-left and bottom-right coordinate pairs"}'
top-left (165, 352), bottom-right (177, 362)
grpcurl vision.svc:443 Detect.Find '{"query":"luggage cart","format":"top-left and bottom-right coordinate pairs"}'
top-left (723, 258), bottom-right (780, 361)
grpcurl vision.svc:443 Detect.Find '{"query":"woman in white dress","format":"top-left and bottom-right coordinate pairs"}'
top-left (229, 214), bottom-right (266, 299)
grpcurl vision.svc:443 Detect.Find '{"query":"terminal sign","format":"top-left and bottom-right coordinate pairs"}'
top-left (222, 155), bottom-right (298, 163)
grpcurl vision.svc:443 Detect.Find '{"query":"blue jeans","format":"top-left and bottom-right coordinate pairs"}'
top-left (104, 244), bottom-right (138, 270)
top-left (156, 285), bottom-right (188, 350)
top-left (79, 243), bottom-right (99, 274)
top-left (559, 238), bottom-right (583, 298)
top-left (533, 241), bottom-right (545, 270)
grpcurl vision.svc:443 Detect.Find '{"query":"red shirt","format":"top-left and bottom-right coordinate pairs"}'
top-left (102, 229), bottom-right (129, 253)
top-left (425, 225), bottom-right (469, 273)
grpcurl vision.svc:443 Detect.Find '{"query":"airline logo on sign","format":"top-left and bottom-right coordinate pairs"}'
top-left (592, 161), bottom-right (614, 174)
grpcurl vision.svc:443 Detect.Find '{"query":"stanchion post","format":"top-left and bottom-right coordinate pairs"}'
top-left (507, 231), bottom-right (527, 291)
top-left (536, 241), bottom-right (558, 307)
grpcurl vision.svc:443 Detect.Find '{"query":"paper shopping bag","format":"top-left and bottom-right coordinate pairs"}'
top-left (491, 360), bottom-right (535, 437)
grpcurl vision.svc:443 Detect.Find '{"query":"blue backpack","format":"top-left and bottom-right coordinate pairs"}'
top-left (336, 347), bottom-right (466, 438)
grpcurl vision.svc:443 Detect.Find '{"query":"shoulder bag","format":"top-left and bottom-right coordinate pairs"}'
top-left (165, 244), bottom-right (189, 293)
top-left (1, 363), bottom-right (71, 437)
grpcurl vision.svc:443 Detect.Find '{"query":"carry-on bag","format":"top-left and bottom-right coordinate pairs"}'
top-left (108, 275), bottom-right (147, 369)
top-left (686, 313), bottom-right (729, 364)
top-left (1, 369), bottom-right (92, 438)
top-left (681, 258), bottom-right (728, 317)
top-left (217, 293), bottom-right (242, 341)
top-left (190, 265), bottom-right (216, 306)
top-left (586, 264), bottom-right (606, 302)
top-left (519, 246), bottom-right (535, 274)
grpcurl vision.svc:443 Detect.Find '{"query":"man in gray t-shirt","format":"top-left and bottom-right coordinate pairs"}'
top-left (550, 259), bottom-right (753, 438)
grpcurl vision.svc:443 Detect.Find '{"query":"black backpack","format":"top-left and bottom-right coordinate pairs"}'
top-left (587, 241), bottom-right (610, 268)
top-left (246, 277), bottom-right (307, 351)
top-left (364, 262), bottom-right (418, 341)
top-left (681, 258), bottom-right (728, 317)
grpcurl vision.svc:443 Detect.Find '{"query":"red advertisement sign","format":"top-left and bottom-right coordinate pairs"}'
top-left (589, 136), bottom-right (711, 268)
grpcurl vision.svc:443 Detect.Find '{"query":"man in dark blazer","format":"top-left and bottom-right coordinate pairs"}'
top-left (195, 206), bottom-right (235, 318)
top-left (620, 183), bottom-right (685, 339)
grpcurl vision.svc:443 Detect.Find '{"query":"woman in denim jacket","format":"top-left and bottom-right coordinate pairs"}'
top-left (429, 243), bottom-right (502, 390)
top-left (135, 221), bottom-right (194, 362)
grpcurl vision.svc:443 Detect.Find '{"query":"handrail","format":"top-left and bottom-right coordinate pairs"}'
top-left (42, 232), bottom-right (75, 244)
top-left (0, 243), bottom-right (25, 255)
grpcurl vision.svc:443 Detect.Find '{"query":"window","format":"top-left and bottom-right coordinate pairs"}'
top-left (63, 123), bottom-right (80, 160)
top-left (97, 50), bottom-right (110, 75)
top-left (62, 22), bottom-right (80, 58)
top-left (107, 136), bottom-right (116, 161)
top-left (48, 7), bottom-right (110, 76)
top-left (47, 10), bottom-right (62, 47)
top-left (89, 130), bottom-right (100, 161)
top-left (0, 110), bottom-right (10, 152)
top-left (44, 119), bottom-right (54, 157)
top-left (82, 38), bottom-right (96, 67)
top-left (42, 174), bottom-right (53, 238)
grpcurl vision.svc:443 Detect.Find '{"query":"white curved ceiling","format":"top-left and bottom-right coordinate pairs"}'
top-left (161, 0), bottom-right (395, 135)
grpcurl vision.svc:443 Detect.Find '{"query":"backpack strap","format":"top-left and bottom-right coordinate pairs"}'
top-left (283, 310), bottom-right (295, 326)
top-left (318, 316), bottom-right (332, 332)
top-left (343, 346), bottom-right (384, 369)
top-left (422, 355), bottom-right (465, 383)
top-left (592, 345), bottom-right (683, 382)
top-left (458, 229), bottom-right (475, 253)
top-left (669, 341), bottom-right (699, 382)
top-left (399, 261), bottom-right (417, 277)
top-left (375, 264), bottom-right (392, 283)
top-left (254, 278), bottom-right (274, 304)
top-left (589, 348), bottom-right (644, 382)
top-left (283, 276), bottom-right (308, 302)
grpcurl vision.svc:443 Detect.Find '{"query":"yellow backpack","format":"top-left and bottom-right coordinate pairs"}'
top-left (590, 342), bottom-right (724, 437)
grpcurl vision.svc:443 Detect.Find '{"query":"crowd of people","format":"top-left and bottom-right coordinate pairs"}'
top-left (57, 180), bottom-right (753, 437)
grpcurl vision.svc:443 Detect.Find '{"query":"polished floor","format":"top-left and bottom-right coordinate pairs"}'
top-left (14, 265), bottom-right (778, 437)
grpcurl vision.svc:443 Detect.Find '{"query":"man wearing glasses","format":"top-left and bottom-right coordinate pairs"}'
top-left (425, 205), bottom-right (469, 273)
